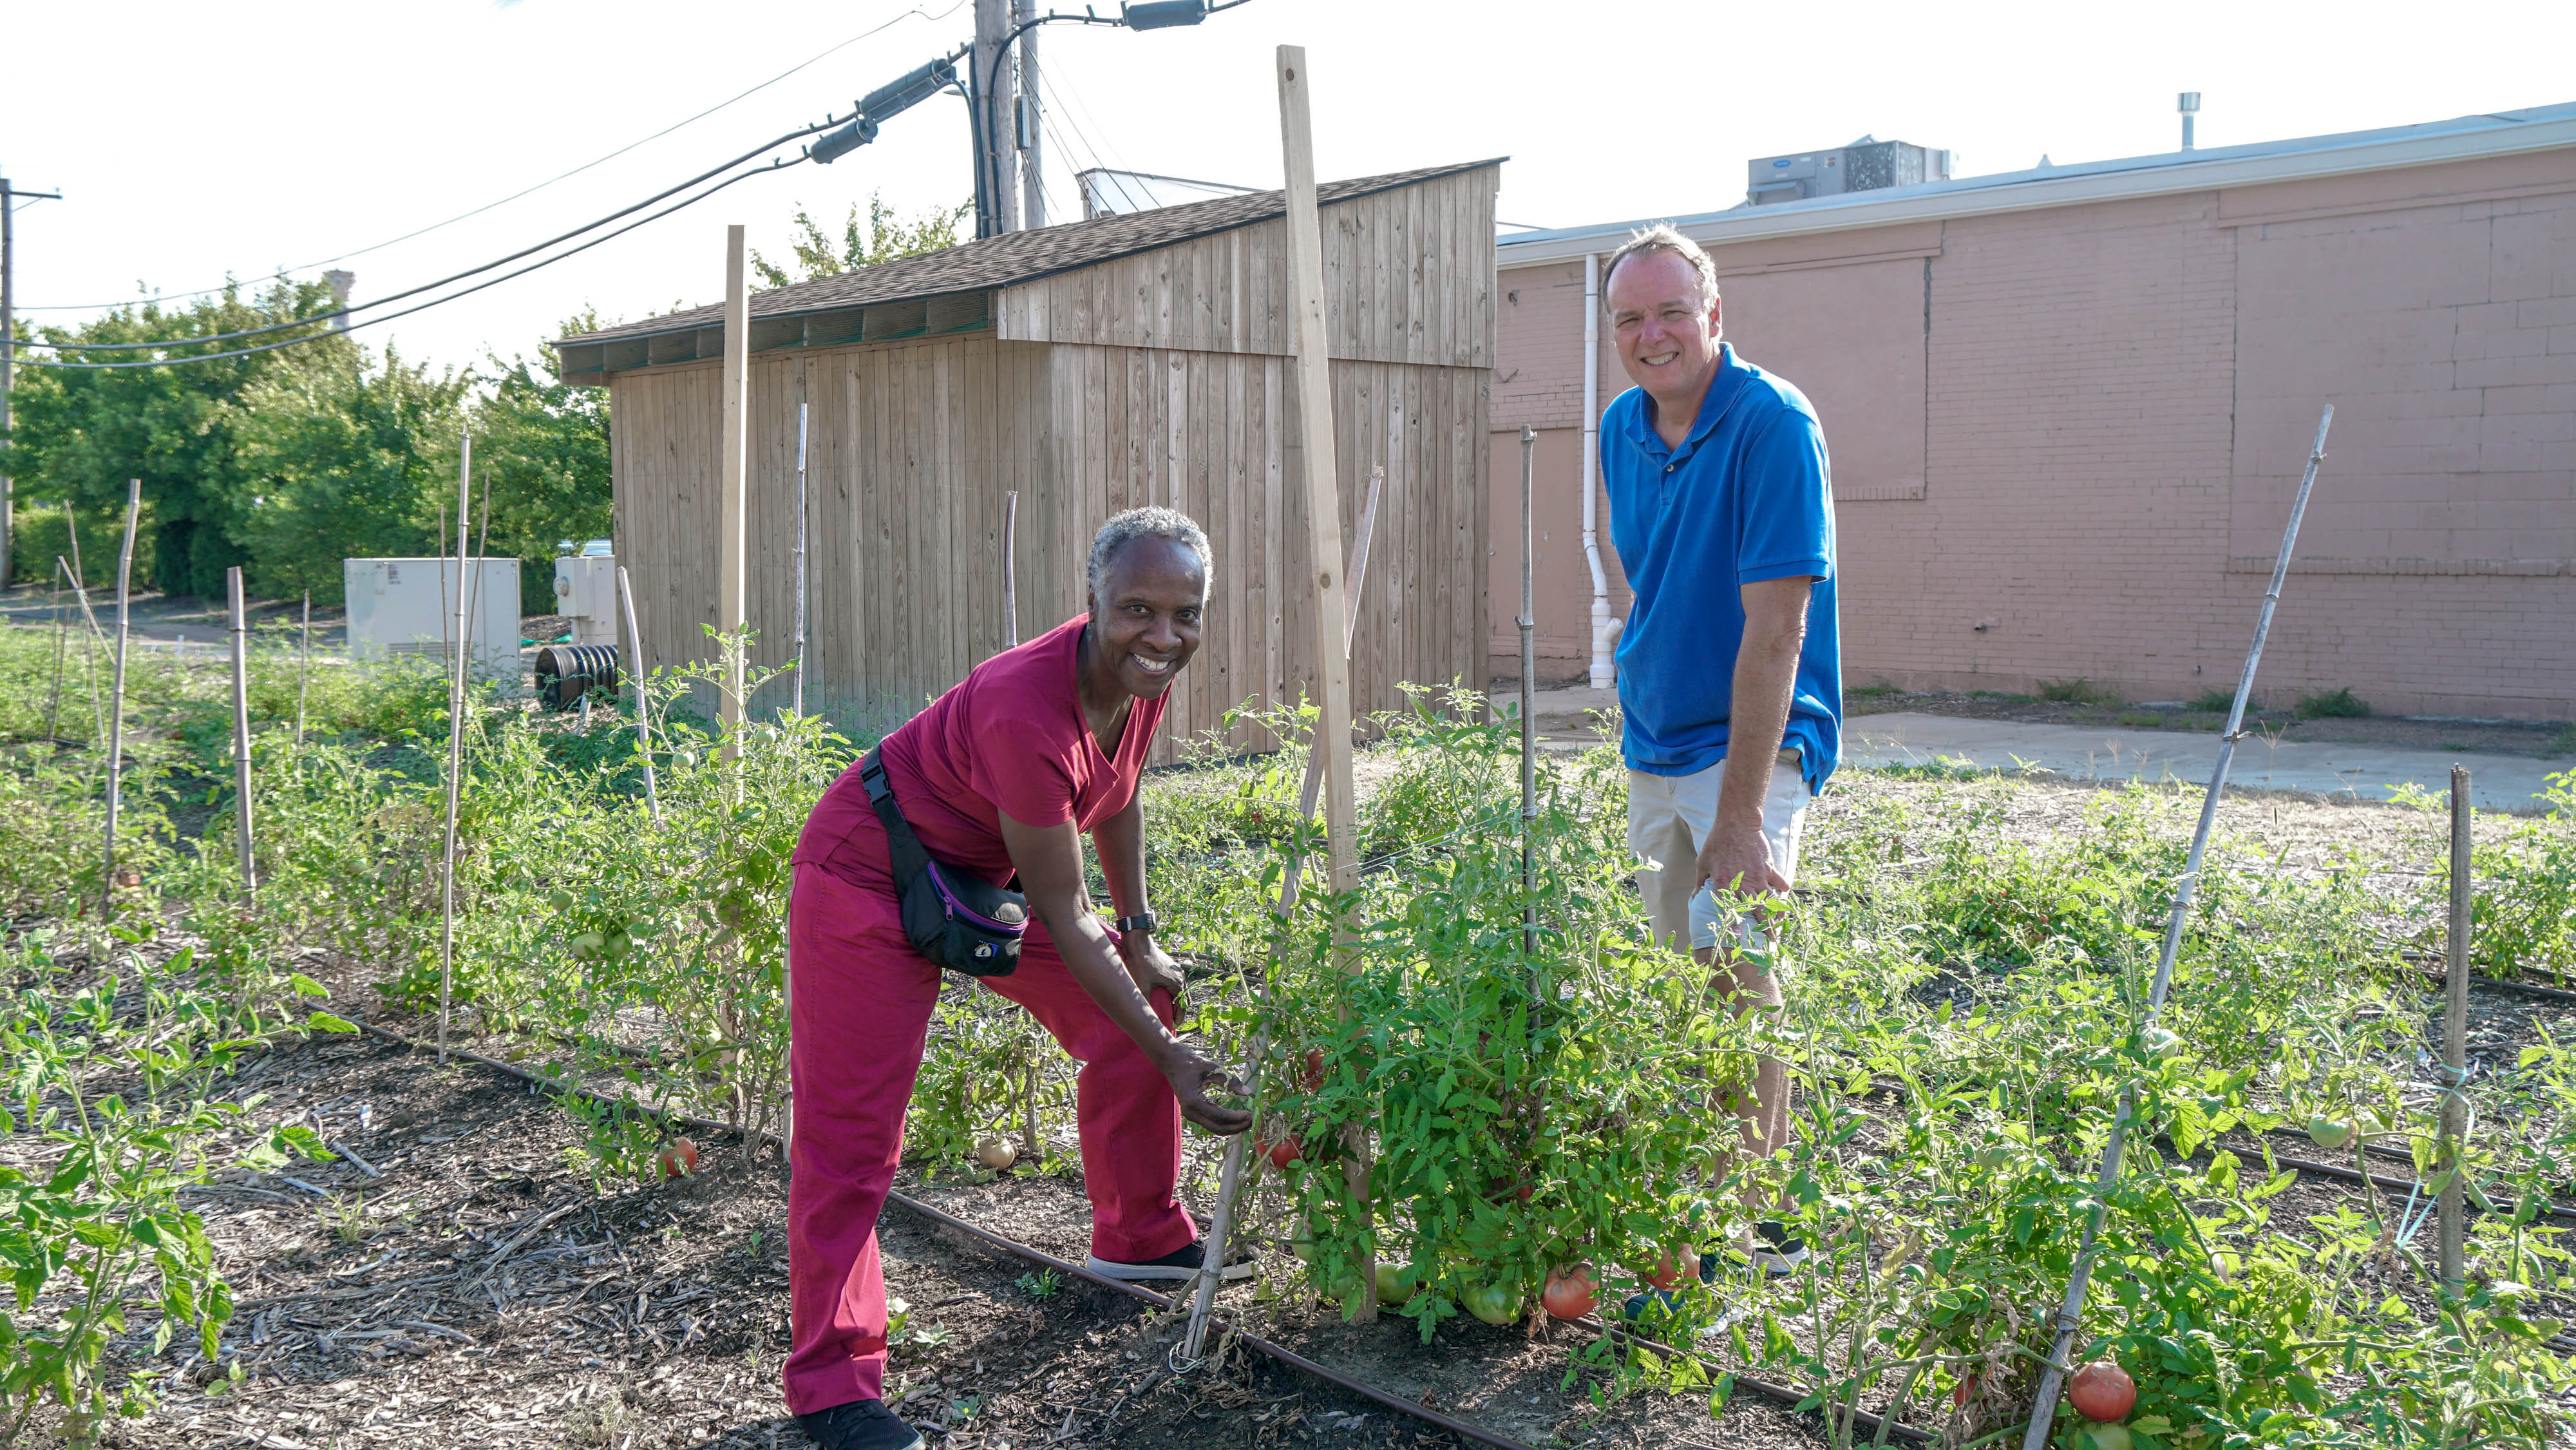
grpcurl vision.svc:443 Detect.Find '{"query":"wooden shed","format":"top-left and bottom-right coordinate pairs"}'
top-left (554, 159), bottom-right (1501, 751)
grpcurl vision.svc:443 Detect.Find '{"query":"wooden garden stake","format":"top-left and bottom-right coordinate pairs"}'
top-left (45, 561), bottom-right (65, 746)
top-left (2021, 405), bottom-right (2333, 1450)
top-left (718, 224), bottom-right (750, 772)
top-left (101, 479), bottom-right (138, 923)
top-left (2440, 765), bottom-right (2470, 1290)
top-left (1277, 43), bottom-right (1370, 1320)
top-left (1002, 490), bottom-right (1019, 650)
top-left (1185, 465), bottom-right (1383, 1358)
top-left (225, 568), bottom-right (256, 902)
top-left (793, 400), bottom-right (810, 718)
top-left (439, 435), bottom-right (473, 1065)
top-left (618, 565), bottom-right (663, 826)
top-left (1517, 426), bottom-right (1537, 957)
top-left (57, 557), bottom-right (105, 747)
top-left (295, 592), bottom-right (311, 749)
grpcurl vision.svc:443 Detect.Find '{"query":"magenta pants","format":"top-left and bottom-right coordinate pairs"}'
top-left (781, 861), bottom-right (1190, 1415)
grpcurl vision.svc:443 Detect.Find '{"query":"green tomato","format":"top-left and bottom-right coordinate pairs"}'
top-left (1463, 1281), bottom-right (1523, 1327)
top-left (2306, 1116), bottom-right (2353, 1152)
top-left (1975, 1141), bottom-right (2018, 1170)
top-left (2139, 1027), bottom-right (2184, 1062)
top-left (2079, 1424), bottom-right (2132, 1450)
top-left (1376, 1262), bottom-right (1423, 1306)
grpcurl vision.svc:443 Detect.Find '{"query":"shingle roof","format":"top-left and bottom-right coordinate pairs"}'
top-left (558, 158), bottom-right (1504, 349)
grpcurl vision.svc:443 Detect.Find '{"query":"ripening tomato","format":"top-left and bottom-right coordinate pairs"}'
top-left (1952, 1373), bottom-right (1979, 1409)
top-left (1463, 1281), bottom-right (1523, 1327)
top-left (1301, 1047), bottom-right (1327, 1091)
top-left (658, 1138), bottom-right (699, 1179)
top-left (2069, 1359), bottom-right (2136, 1423)
top-left (1633, 1245), bottom-right (1692, 1292)
top-left (1262, 1133), bottom-right (1302, 1170)
top-left (1540, 1264), bottom-right (1599, 1321)
top-left (976, 1138), bottom-right (1018, 1170)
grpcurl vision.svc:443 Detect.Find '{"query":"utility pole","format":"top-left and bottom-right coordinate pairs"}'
top-left (1014, 0), bottom-right (1045, 228)
top-left (974, 0), bottom-right (1020, 236)
top-left (2, 170), bottom-right (64, 590)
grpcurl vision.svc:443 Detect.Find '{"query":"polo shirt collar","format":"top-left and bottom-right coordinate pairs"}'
top-left (1622, 343), bottom-right (1750, 463)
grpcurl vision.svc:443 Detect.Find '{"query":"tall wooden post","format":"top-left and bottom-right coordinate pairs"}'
top-left (101, 481), bottom-right (139, 922)
top-left (719, 224), bottom-right (750, 766)
top-left (1276, 43), bottom-right (1370, 1321)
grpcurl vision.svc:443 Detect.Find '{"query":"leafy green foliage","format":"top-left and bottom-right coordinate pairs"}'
top-left (2296, 688), bottom-right (2372, 720)
top-left (750, 193), bottom-right (968, 288)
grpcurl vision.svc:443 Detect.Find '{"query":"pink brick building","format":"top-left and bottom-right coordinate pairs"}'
top-left (1490, 104), bottom-right (2576, 720)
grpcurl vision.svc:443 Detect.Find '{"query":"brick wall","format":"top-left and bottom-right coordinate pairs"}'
top-left (1490, 148), bottom-right (2576, 718)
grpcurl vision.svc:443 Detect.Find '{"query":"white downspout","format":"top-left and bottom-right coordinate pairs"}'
top-left (1582, 252), bottom-right (1616, 689)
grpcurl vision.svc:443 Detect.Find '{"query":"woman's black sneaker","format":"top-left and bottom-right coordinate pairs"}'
top-left (1087, 1238), bottom-right (1256, 1282)
top-left (797, 1398), bottom-right (922, 1450)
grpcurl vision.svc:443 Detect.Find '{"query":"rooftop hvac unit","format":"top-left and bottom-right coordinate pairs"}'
top-left (1748, 138), bottom-right (1951, 206)
top-left (344, 557), bottom-right (523, 687)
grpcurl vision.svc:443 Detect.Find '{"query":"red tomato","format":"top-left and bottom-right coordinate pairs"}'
top-left (1636, 1245), bottom-right (1692, 1292)
top-left (1301, 1047), bottom-right (1326, 1091)
top-left (2069, 1360), bottom-right (2136, 1423)
top-left (1263, 1134), bottom-right (1302, 1170)
top-left (658, 1138), bottom-right (699, 1179)
top-left (1952, 1373), bottom-right (1979, 1409)
top-left (1540, 1264), bottom-right (1599, 1321)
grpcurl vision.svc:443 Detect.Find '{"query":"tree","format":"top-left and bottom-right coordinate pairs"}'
top-left (750, 193), bottom-right (969, 287)
top-left (5, 278), bottom-right (352, 596)
top-left (225, 343), bottom-right (468, 604)
top-left (472, 312), bottom-right (614, 614)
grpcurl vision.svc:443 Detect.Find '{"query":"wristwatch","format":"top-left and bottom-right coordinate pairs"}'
top-left (1113, 910), bottom-right (1158, 936)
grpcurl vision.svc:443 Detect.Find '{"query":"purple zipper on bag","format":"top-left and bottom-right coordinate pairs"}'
top-left (925, 863), bottom-right (1027, 936)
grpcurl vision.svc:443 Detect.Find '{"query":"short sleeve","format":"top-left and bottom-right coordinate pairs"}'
top-left (1736, 402), bottom-right (1835, 586)
top-left (967, 703), bottom-right (1081, 829)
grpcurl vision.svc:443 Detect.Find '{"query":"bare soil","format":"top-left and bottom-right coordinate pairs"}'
top-left (1844, 687), bottom-right (2573, 761)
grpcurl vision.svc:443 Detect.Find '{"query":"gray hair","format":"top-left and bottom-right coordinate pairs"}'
top-left (1602, 223), bottom-right (1719, 312)
top-left (1087, 506), bottom-right (1212, 600)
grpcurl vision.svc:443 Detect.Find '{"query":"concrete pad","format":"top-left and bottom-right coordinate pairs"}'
top-left (1843, 712), bottom-right (2566, 814)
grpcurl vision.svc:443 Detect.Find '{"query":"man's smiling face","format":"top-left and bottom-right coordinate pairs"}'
top-left (1605, 249), bottom-right (1722, 406)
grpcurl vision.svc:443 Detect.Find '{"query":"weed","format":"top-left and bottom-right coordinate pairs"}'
top-left (2188, 687), bottom-right (2240, 712)
top-left (1016, 1270), bottom-right (1062, 1299)
top-left (2546, 723), bottom-right (2576, 758)
top-left (2297, 686), bottom-right (2372, 718)
top-left (2115, 711), bottom-right (2166, 728)
top-left (2038, 678), bottom-right (2121, 707)
top-left (317, 1193), bottom-right (371, 1245)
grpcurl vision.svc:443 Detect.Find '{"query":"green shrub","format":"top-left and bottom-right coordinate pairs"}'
top-left (2038, 677), bottom-right (2120, 707)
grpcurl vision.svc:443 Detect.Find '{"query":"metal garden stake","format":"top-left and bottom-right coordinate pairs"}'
top-left (1518, 426), bottom-right (1537, 956)
top-left (618, 565), bottom-right (663, 826)
top-left (794, 401), bottom-right (809, 717)
top-left (2441, 765), bottom-right (2470, 1289)
top-left (101, 480), bottom-right (138, 922)
top-left (2021, 405), bottom-right (2333, 1450)
top-left (226, 567), bottom-right (256, 901)
top-left (439, 435), bottom-right (473, 1065)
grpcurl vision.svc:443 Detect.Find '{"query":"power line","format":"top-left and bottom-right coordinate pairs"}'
top-left (35, 117), bottom-right (845, 352)
top-left (15, 0), bottom-right (972, 315)
top-left (11, 157), bottom-right (804, 370)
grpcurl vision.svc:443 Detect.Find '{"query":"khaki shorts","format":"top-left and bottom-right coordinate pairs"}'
top-left (1626, 751), bottom-right (1810, 953)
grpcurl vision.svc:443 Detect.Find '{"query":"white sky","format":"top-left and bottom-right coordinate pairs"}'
top-left (8, 0), bottom-right (2574, 374)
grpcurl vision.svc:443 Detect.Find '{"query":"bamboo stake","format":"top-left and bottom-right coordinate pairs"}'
top-left (226, 568), bottom-right (256, 902)
top-left (717, 224), bottom-right (749, 772)
top-left (439, 435), bottom-right (473, 1065)
top-left (57, 557), bottom-right (104, 747)
top-left (618, 565), bottom-right (663, 826)
top-left (793, 401), bottom-right (809, 717)
top-left (2440, 765), bottom-right (2471, 1290)
top-left (1002, 490), bottom-right (1019, 649)
top-left (1518, 426), bottom-right (1537, 957)
top-left (45, 559), bottom-right (65, 745)
top-left (102, 480), bottom-right (138, 922)
top-left (1274, 43), bottom-right (1370, 1321)
top-left (1185, 465), bottom-right (1383, 1357)
top-left (66, 508), bottom-right (84, 592)
top-left (295, 592), bottom-right (310, 749)
top-left (2021, 405), bottom-right (2333, 1450)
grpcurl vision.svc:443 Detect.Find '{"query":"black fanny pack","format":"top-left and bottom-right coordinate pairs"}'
top-left (859, 750), bottom-right (1028, 977)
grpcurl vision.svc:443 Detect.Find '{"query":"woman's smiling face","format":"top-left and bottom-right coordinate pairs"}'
top-left (1087, 534), bottom-right (1206, 700)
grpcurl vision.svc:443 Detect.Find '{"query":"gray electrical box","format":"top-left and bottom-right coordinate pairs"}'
top-left (1748, 137), bottom-right (1951, 206)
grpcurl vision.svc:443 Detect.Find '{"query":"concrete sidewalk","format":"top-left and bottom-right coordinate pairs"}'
top-left (1493, 686), bottom-right (2566, 813)
top-left (1843, 711), bottom-right (2565, 814)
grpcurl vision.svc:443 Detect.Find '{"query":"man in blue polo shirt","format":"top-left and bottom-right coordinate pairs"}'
top-left (1600, 225), bottom-right (1839, 1275)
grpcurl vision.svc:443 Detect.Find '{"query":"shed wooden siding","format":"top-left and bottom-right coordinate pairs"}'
top-left (994, 164), bottom-right (1497, 370)
top-left (611, 337), bottom-right (1488, 749)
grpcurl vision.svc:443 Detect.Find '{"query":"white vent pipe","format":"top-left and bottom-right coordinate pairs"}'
top-left (1581, 252), bottom-right (1617, 689)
